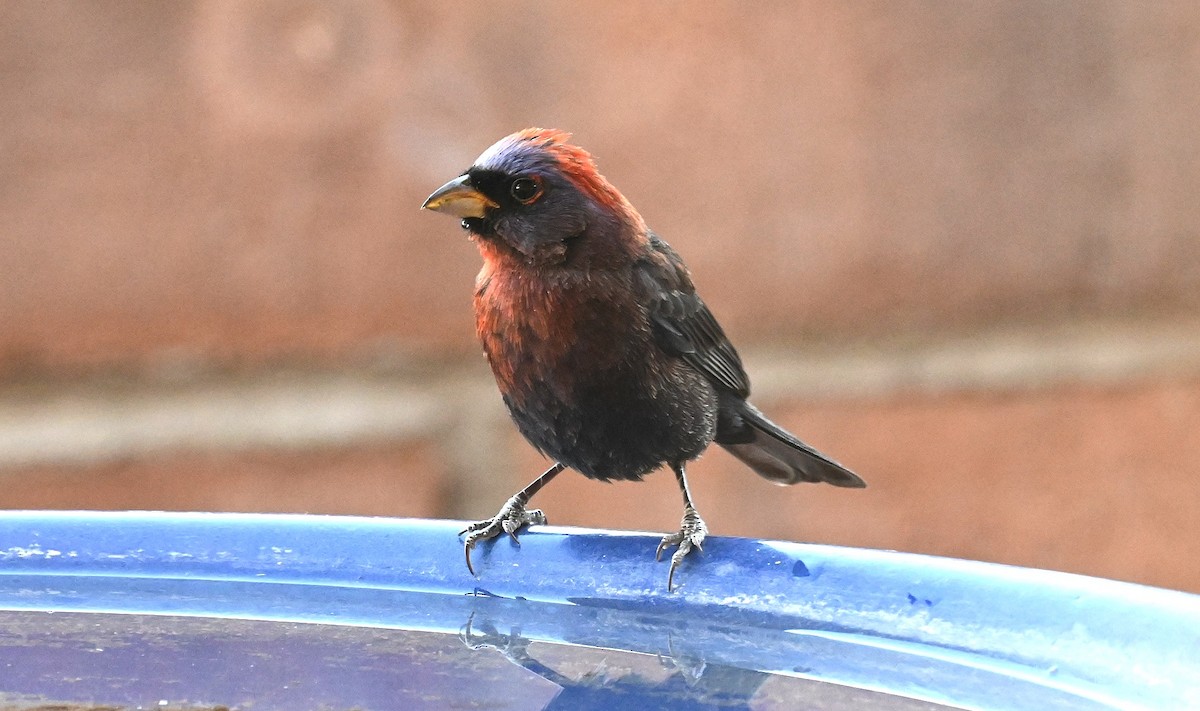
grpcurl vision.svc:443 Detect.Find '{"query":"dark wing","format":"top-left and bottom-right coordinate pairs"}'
top-left (635, 233), bottom-right (750, 398)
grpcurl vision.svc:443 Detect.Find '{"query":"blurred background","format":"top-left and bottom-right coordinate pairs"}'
top-left (1, 2), bottom-right (1198, 593)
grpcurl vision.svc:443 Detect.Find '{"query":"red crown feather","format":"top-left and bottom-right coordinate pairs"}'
top-left (513, 128), bottom-right (641, 224)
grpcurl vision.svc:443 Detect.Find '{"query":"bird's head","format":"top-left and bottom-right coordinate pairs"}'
top-left (423, 129), bottom-right (646, 268)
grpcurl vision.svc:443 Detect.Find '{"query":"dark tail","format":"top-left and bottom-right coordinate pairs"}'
top-left (717, 401), bottom-right (865, 488)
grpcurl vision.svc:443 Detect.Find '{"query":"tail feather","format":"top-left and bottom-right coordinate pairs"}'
top-left (718, 403), bottom-right (865, 488)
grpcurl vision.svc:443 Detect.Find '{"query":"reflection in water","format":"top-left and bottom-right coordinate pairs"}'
top-left (453, 570), bottom-right (1118, 711)
top-left (0, 602), bottom-right (1073, 710)
top-left (459, 611), bottom-right (773, 709)
top-left (457, 610), bottom-right (958, 711)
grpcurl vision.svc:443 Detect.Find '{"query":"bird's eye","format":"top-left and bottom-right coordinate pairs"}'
top-left (510, 177), bottom-right (541, 204)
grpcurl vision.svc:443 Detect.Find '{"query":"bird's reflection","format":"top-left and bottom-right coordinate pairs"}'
top-left (459, 611), bottom-right (771, 710)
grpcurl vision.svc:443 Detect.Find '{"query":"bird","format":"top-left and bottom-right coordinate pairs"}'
top-left (423, 128), bottom-right (864, 590)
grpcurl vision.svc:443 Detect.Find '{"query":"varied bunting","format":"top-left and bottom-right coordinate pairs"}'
top-left (423, 129), bottom-right (864, 590)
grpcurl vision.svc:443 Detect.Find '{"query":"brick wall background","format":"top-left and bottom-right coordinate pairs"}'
top-left (2, 2), bottom-right (1198, 592)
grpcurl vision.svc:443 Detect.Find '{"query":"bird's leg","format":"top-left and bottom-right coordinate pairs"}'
top-left (656, 462), bottom-right (708, 591)
top-left (460, 462), bottom-right (565, 576)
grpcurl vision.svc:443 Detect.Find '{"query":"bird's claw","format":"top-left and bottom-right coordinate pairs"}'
top-left (656, 507), bottom-right (707, 591)
top-left (460, 497), bottom-right (547, 576)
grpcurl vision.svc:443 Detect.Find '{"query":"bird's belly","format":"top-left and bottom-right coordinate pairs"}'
top-left (499, 353), bottom-right (719, 481)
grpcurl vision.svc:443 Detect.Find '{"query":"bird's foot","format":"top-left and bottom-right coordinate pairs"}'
top-left (656, 506), bottom-right (707, 591)
top-left (460, 496), bottom-right (547, 576)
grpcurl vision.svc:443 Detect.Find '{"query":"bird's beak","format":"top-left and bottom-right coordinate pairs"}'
top-left (421, 175), bottom-right (498, 218)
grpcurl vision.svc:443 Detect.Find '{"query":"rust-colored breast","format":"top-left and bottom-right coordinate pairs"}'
top-left (474, 258), bottom-right (646, 409)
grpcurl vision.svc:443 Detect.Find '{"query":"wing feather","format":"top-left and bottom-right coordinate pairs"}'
top-left (636, 234), bottom-right (750, 398)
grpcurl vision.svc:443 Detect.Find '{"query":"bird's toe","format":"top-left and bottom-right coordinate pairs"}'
top-left (459, 499), bottom-right (547, 575)
top-left (658, 508), bottom-right (708, 591)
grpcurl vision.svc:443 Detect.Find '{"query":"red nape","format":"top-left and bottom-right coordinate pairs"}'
top-left (515, 128), bottom-right (643, 225)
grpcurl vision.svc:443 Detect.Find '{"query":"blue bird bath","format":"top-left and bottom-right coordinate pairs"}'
top-left (0, 511), bottom-right (1196, 710)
